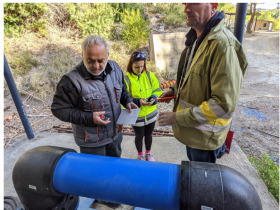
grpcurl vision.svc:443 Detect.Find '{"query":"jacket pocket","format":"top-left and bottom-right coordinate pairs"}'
top-left (82, 93), bottom-right (103, 111)
top-left (188, 65), bottom-right (207, 95)
top-left (114, 84), bottom-right (122, 103)
top-left (84, 125), bottom-right (106, 143)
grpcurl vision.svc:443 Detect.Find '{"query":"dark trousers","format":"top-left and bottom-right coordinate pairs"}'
top-left (186, 142), bottom-right (226, 163)
top-left (80, 132), bottom-right (122, 157)
top-left (132, 121), bottom-right (156, 153)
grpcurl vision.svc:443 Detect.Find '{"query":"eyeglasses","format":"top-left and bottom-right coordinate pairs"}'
top-left (132, 52), bottom-right (146, 59)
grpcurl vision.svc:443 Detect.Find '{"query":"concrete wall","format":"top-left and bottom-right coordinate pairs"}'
top-left (149, 32), bottom-right (187, 72)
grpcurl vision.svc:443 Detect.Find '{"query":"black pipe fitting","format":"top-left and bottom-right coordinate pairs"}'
top-left (180, 161), bottom-right (262, 210)
top-left (12, 146), bottom-right (79, 210)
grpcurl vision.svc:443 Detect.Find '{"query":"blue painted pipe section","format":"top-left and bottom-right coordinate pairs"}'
top-left (234, 3), bottom-right (248, 44)
top-left (53, 153), bottom-right (180, 210)
top-left (4, 55), bottom-right (34, 139)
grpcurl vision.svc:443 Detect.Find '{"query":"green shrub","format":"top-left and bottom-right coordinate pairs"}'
top-left (10, 51), bottom-right (40, 76)
top-left (110, 3), bottom-right (147, 22)
top-left (250, 154), bottom-right (279, 202)
top-left (149, 3), bottom-right (168, 14)
top-left (120, 8), bottom-right (151, 51)
top-left (273, 17), bottom-right (279, 31)
top-left (4, 3), bottom-right (47, 37)
top-left (162, 14), bottom-right (184, 28)
top-left (66, 3), bottom-right (115, 39)
top-left (150, 3), bottom-right (185, 28)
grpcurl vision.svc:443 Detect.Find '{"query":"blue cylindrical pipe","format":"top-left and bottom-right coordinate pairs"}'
top-left (4, 54), bottom-right (34, 139)
top-left (234, 3), bottom-right (248, 44)
top-left (53, 152), bottom-right (180, 210)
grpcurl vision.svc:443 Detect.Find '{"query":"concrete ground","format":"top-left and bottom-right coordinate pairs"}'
top-left (4, 133), bottom-right (279, 210)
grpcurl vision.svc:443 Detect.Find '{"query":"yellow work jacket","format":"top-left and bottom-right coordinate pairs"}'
top-left (124, 71), bottom-right (163, 126)
top-left (172, 19), bottom-right (248, 150)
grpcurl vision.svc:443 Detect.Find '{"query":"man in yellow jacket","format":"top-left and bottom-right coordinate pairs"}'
top-left (158, 3), bottom-right (248, 163)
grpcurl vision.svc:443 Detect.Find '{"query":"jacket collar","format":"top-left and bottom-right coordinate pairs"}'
top-left (129, 70), bottom-right (146, 80)
top-left (80, 61), bottom-right (113, 80)
top-left (189, 19), bottom-right (226, 70)
top-left (185, 11), bottom-right (225, 47)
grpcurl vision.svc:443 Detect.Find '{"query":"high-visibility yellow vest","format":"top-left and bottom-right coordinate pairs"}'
top-left (124, 71), bottom-right (163, 125)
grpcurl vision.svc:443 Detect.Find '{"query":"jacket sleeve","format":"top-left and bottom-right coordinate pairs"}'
top-left (51, 77), bottom-right (95, 125)
top-left (150, 72), bottom-right (163, 98)
top-left (176, 45), bottom-right (245, 127)
top-left (120, 72), bottom-right (133, 107)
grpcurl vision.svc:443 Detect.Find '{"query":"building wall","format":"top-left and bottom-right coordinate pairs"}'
top-left (255, 20), bottom-right (271, 30)
top-left (149, 32), bottom-right (187, 72)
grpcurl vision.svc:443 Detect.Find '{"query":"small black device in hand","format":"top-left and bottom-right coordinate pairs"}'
top-left (100, 115), bottom-right (108, 121)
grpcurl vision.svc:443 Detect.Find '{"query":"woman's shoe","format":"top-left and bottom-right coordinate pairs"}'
top-left (145, 153), bottom-right (155, 161)
top-left (138, 155), bottom-right (145, 160)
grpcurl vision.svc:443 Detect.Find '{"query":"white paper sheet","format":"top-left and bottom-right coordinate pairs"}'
top-left (116, 109), bottom-right (140, 125)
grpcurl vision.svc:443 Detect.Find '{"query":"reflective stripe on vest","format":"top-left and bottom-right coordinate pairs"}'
top-left (124, 75), bottom-right (132, 97)
top-left (134, 109), bottom-right (157, 121)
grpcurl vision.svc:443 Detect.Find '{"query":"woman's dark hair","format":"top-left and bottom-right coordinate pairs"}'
top-left (126, 51), bottom-right (147, 74)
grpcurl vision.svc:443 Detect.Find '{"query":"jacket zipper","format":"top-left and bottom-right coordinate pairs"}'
top-left (139, 75), bottom-right (147, 121)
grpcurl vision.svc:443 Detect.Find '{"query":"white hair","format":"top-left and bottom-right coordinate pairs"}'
top-left (81, 35), bottom-right (109, 55)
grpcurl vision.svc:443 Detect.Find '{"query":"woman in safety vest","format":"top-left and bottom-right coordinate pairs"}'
top-left (124, 51), bottom-right (163, 161)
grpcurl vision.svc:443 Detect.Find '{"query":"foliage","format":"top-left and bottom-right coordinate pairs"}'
top-left (66, 3), bottom-right (115, 39)
top-left (149, 3), bottom-right (167, 14)
top-left (271, 9), bottom-right (279, 19)
top-left (217, 3), bottom-right (236, 13)
top-left (4, 3), bottom-right (47, 37)
top-left (10, 51), bottom-right (40, 76)
top-left (272, 17), bottom-right (279, 31)
top-left (110, 3), bottom-right (147, 22)
top-left (258, 10), bottom-right (275, 21)
top-left (249, 154), bottom-right (279, 202)
top-left (120, 8), bottom-right (151, 51)
top-left (161, 14), bottom-right (184, 28)
top-left (150, 3), bottom-right (185, 28)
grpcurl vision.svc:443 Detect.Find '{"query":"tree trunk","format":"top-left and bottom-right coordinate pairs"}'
top-left (247, 3), bottom-right (257, 33)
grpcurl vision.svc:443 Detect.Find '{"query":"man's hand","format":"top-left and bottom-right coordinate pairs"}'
top-left (158, 111), bottom-right (177, 126)
top-left (126, 102), bottom-right (139, 112)
top-left (93, 111), bottom-right (111, 125)
top-left (160, 88), bottom-right (175, 103)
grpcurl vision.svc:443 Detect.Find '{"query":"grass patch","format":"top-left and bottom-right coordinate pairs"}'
top-left (10, 51), bottom-right (40, 76)
top-left (249, 153), bottom-right (279, 202)
top-left (16, 47), bottom-right (81, 100)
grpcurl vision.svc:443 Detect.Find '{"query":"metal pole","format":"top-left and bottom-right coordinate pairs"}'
top-left (234, 3), bottom-right (248, 44)
top-left (4, 54), bottom-right (35, 139)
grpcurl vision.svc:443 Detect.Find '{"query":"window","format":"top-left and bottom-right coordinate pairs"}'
top-left (263, 23), bottom-right (267, 27)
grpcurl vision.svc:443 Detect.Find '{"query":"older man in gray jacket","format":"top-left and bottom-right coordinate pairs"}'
top-left (51, 35), bottom-right (137, 209)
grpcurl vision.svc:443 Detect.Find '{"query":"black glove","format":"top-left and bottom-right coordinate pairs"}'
top-left (132, 98), bottom-right (141, 107)
top-left (147, 95), bottom-right (157, 105)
